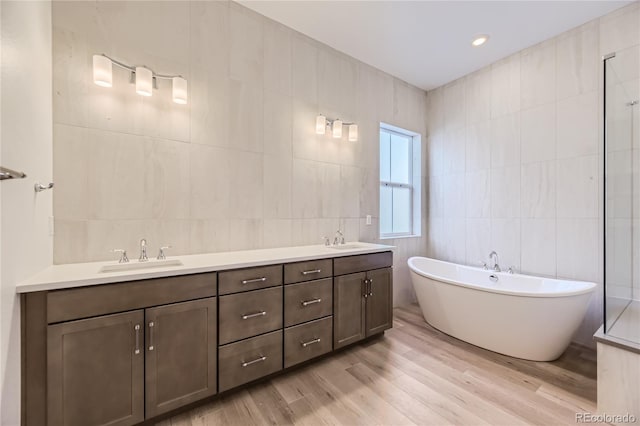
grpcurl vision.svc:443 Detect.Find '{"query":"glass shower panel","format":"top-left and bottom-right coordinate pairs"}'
top-left (604, 45), bottom-right (640, 344)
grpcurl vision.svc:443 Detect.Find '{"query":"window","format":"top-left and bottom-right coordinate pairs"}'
top-left (379, 124), bottom-right (421, 238)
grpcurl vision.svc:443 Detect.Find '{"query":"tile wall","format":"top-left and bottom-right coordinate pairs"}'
top-left (425, 2), bottom-right (640, 345)
top-left (52, 1), bottom-right (428, 306)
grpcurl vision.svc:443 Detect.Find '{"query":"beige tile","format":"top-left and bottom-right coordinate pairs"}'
top-left (53, 124), bottom-right (90, 220)
top-left (229, 4), bottom-right (263, 86)
top-left (557, 218), bottom-right (598, 281)
top-left (465, 170), bottom-right (490, 218)
top-left (292, 35), bottom-right (318, 103)
top-left (521, 41), bottom-right (556, 110)
top-left (87, 129), bottom-right (147, 220)
top-left (229, 150), bottom-right (264, 219)
top-left (557, 91), bottom-right (598, 159)
top-left (490, 112), bottom-right (520, 168)
top-left (599, 2), bottom-right (640, 56)
top-left (340, 166), bottom-right (363, 219)
top-left (263, 154), bottom-right (292, 219)
top-left (291, 98), bottom-right (319, 161)
top-left (443, 173), bottom-right (465, 219)
top-left (227, 219), bottom-right (264, 251)
top-left (189, 144), bottom-right (231, 220)
top-left (442, 126), bottom-right (465, 174)
top-left (190, 219), bottom-right (230, 254)
top-left (465, 68), bottom-right (491, 125)
top-left (491, 166), bottom-right (520, 218)
top-left (52, 26), bottom-right (89, 127)
top-left (263, 20), bottom-right (291, 96)
top-left (263, 90), bottom-right (292, 156)
top-left (145, 138), bottom-right (190, 219)
top-left (53, 220), bottom-right (89, 264)
top-left (490, 218), bottom-right (521, 270)
top-left (443, 79), bottom-right (466, 130)
top-left (556, 25), bottom-right (598, 101)
top-left (521, 218), bottom-right (556, 277)
top-left (521, 104), bottom-right (556, 164)
top-left (491, 54), bottom-right (520, 118)
top-left (229, 79), bottom-right (263, 152)
top-left (521, 161), bottom-right (556, 218)
top-left (292, 159), bottom-right (320, 218)
top-left (465, 121), bottom-right (491, 172)
top-left (263, 219), bottom-right (293, 248)
top-left (556, 155), bottom-right (598, 218)
top-left (465, 218), bottom-right (491, 266)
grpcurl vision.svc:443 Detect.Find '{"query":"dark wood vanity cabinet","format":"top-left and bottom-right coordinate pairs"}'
top-left (145, 298), bottom-right (217, 417)
top-left (47, 310), bottom-right (145, 426)
top-left (23, 251), bottom-right (393, 426)
top-left (333, 252), bottom-right (393, 350)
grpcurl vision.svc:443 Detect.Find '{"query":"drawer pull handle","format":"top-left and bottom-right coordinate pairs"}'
top-left (148, 321), bottom-right (155, 351)
top-left (301, 338), bottom-right (321, 348)
top-left (242, 355), bottom-right (267, 367)
top-left (242, 277), bottom-right (267, 284)
top-left (301, 298), bottom-right (322, 307)
top-left (134, 324), bottom-right (141, 355)
top-left (302, 269), bottom-right (322, 275)
top-left (242, 311), bottom-right (267, 320)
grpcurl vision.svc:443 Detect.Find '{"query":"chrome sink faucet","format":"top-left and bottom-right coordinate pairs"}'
top-left (489, 251), bottom-right (501, 272)
top-left (333, 230), bottom-right (345, 245)
top-left (139, 238), bottom-right (148, 262)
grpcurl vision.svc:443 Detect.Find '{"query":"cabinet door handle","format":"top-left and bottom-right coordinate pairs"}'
top-left (242, 355), bottom-right (267, 367)
top-left (148, 321), bottom-right (155, 351)
top-left (369, 278), bottom-right (374, 297)
top-left (242, 311), bottom-right (267, 320)
top-left (302, 269), bottom-right (321, 275)
top-left (242, 277), bottom-right (266, 284)
top-left (301, 298), bottom-right (322, 307)
top-left (363, 278), bottom-right (369, 298)
top-left (301, 337), bottom-right (321, 347)
top-left (134, 324), bottom-right (141, 355)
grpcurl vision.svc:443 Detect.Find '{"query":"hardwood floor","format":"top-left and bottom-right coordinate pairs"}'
top-left (159, 304), bottom-right (597, 426)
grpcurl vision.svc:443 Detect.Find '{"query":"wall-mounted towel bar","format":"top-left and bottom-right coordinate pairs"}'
top-left (0, 166), bottom-right (27, 181)
top-left (34, 182), bottom-right (54, 192)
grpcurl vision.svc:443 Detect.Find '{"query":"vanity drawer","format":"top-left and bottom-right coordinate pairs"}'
top-left (284, 316), bottom-right (333, 368)
top-left (284, 278), bottom-right (333, 327)
top-left (284, 259), bottom-right (332, 284)
top-left (218, 331), bottom-right (283, 392)
top-left (218, 287), bottom-right (283, 345)
top-left (218, 264), bottom-right (282, 295)
top-left (333, 252), bottom-right (393, 276)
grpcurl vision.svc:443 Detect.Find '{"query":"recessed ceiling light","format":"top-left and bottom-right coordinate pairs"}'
top-left (472, 35), bottom-right (489, 47)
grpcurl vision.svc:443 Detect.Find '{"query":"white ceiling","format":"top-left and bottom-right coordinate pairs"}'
top-left (238, 0), bottom-right (631, 91)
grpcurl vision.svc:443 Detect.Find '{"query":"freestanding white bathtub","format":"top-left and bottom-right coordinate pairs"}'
top-left (408, 257), bottom-right (597, 361)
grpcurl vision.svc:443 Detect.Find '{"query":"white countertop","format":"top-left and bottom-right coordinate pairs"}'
top-left (16, 242), bottom-right (395, 293)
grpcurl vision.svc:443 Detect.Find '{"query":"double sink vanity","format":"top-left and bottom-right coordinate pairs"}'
top-left (18, 242), bottom-right (394, 426)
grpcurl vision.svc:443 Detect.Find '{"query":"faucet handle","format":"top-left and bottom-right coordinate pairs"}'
top-left (507, 266), bottom-right (515, 274)
top-left (111, 249), bottom-right (129, 263)
top-left (322, 236), bottom-right (330, 246)
top-left (478, 261), bottom-right (488, 270)
top-left (157, 245), bottom-right (172, 260)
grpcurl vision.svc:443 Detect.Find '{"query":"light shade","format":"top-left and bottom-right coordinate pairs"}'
top-left (472, 35), bottom-right (489, 47)
top-left (172, 76), bottom-right (188, 104)
top-left (348, 124), bottom-right (358, 142)
top-left (315, 115), bottom-right (326, 134)
top-left (135, 66), bottom-right (153, 96)
top-left (332, 119), bottom-right (343, 138)
top-left (93, 55), bottom-right (112, 87)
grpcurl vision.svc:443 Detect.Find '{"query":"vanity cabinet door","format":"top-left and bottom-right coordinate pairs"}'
top-left (145, 297), bottom-right (217, 418)
top-left (47, 310), bottom-right (144, 426)
top-left (333, 272), bottom-right (366, 349)
top-left (365, 268), bottom-right (393, 337)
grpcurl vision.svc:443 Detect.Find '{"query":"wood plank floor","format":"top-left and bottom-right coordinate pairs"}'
top-left (159, 304), bottom-right (597, 426)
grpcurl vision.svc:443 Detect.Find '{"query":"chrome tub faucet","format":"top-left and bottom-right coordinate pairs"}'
top-left (489, 251), bottom-right (501, 272)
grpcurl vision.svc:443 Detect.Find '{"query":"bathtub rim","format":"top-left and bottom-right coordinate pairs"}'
top-left (408, 256), bottom-right (597, 298)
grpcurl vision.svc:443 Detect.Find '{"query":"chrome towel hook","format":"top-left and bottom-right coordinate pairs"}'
top-left (34, 182), bottom-right (54, 193)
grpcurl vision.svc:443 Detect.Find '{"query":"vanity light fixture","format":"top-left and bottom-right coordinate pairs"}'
top-left (92, 54), bottom-right (188, 104)
top-left (314, 114), bottom-right (358, 141)
top-left (471, 34), bottom-right (489, 47)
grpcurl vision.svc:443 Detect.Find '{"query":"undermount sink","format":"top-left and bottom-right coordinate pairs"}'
top-left (327, 243), bottom-right (367, 250)
top-left (99, 259), bottom-right (183, 273)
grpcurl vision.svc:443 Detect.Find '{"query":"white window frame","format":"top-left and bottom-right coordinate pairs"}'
top-left (379, 123), bottom-right (422, 239)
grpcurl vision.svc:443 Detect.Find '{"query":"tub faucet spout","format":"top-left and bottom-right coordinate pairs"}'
top-left (489, 251), bottom-right (501, 272)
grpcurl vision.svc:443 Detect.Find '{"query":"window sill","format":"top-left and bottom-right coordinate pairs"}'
top-left (380, 234), bottom-right (421, 240)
